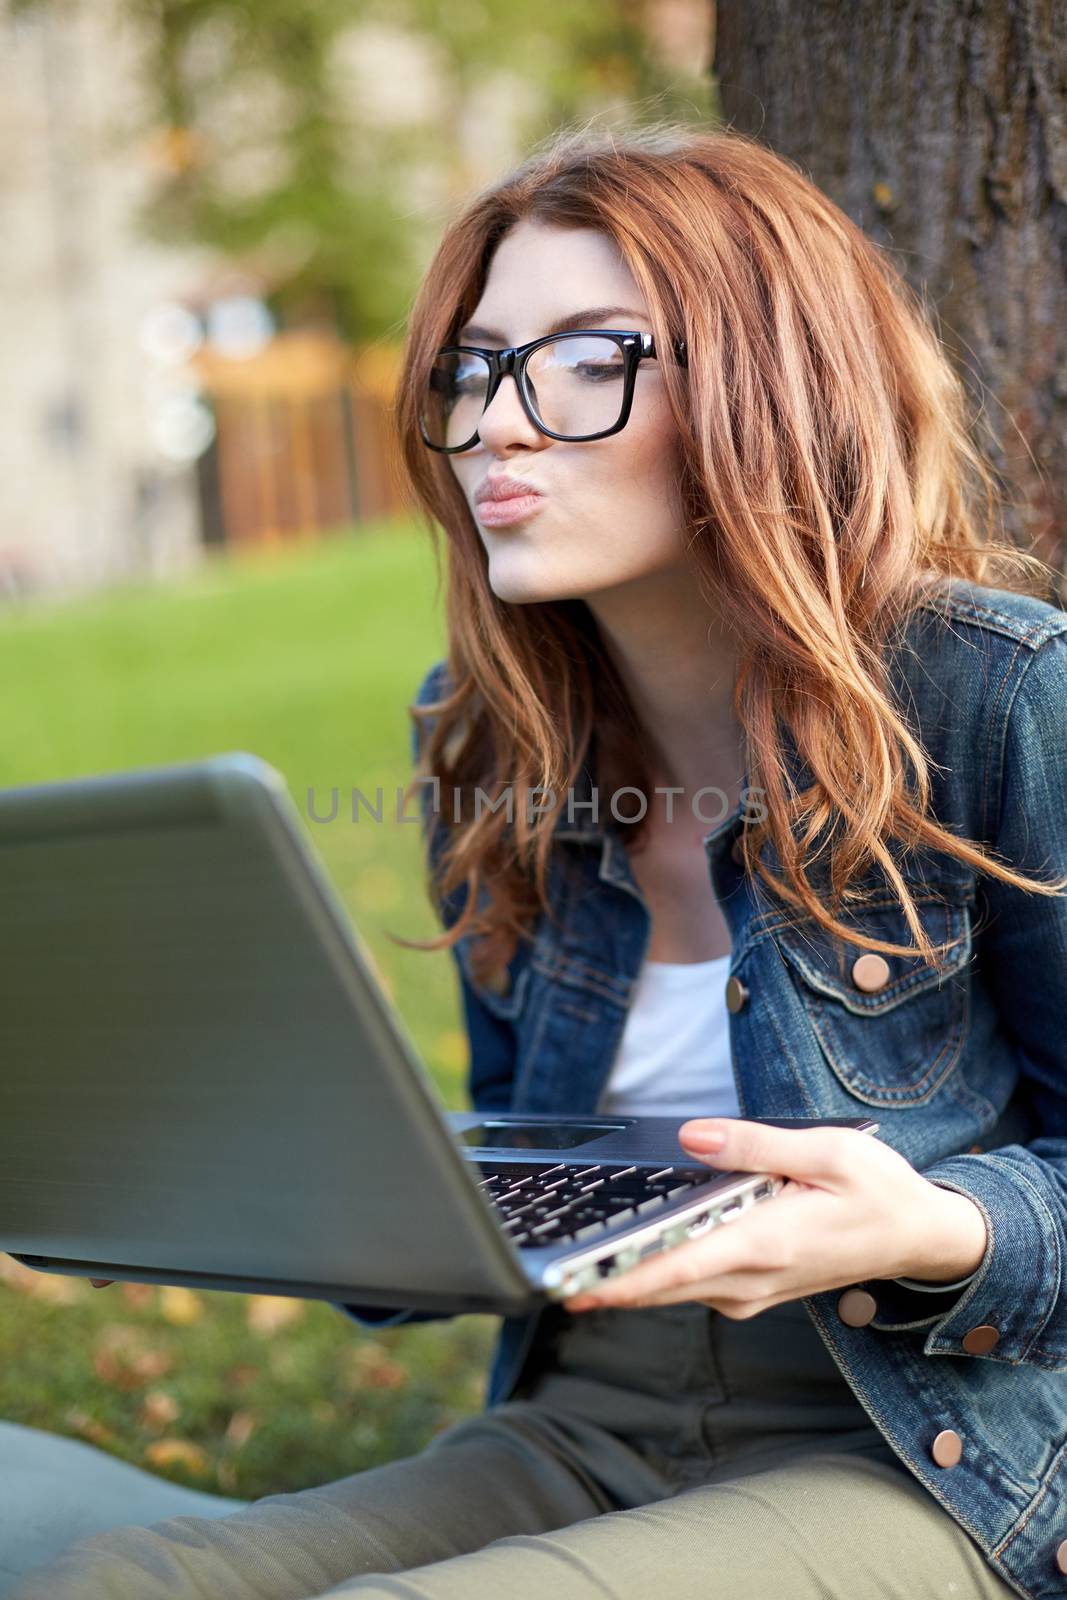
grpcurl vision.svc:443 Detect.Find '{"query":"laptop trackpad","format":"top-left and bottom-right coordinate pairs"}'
top-left (458, 1120), bottom-right (629, 1150)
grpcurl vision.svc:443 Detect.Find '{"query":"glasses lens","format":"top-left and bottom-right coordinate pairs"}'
top-left (423, 350), bottom-right (492, 450)
top-left (422, 336), bottom-right (627, 449)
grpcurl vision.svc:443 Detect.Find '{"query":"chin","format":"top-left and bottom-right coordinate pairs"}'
top-left (481, 556), bottom-right (557, 606)
top-left (486, 576), bottom-right (556, 606)
top-left (486, 552), bottom-right (625, 608)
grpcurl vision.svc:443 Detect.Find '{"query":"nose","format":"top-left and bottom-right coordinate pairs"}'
top-left (475, 369), bottom-right (545, 453)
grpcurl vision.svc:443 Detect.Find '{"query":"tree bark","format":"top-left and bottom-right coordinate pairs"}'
top-left (713, 0), bottom-right (1067, 597)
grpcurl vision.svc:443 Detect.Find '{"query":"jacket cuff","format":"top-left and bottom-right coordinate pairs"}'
top-left (891, 1268), bottom-right (980, 1293)
top-left (868, 1268), bottom-right (980, 1332)
top-left (863, 1262), bottom-right (981, 1331)
top-left (902, 1156), bottom-right (1058, 1360)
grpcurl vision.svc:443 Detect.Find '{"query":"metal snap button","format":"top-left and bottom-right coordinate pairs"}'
top-left (1056, 1539), bottom-right (1067, 1576)
top-left (837, 1288), bottom-right (877, 1327)
top-left (961, 1324), bottom-right (1000, 1356)
top-left (931, 1429), bottom-right (963, 1468)
top-left (851, 953), bottom-right (891, 992)
top-left (725, 976), bottom-right (749, 1014)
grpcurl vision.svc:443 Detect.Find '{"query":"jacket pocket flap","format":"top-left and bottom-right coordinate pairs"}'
top-left (775, 896), bottom-right (972, 1015)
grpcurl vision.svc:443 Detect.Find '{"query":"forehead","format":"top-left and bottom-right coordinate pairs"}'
top-left (463, 219), bottom-right (649, 342)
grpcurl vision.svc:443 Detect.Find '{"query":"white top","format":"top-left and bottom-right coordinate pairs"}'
top-left (596, 953), bottom-right (741, 1119)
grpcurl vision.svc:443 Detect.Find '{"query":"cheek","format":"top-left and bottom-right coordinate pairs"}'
top-left (585, 424), bottom-right (686, 553)
top-left (609, 405), bottom-right (685, 508)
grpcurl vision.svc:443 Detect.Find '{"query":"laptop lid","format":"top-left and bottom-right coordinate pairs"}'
top-left (0, 754), bottom-right (534, 1313)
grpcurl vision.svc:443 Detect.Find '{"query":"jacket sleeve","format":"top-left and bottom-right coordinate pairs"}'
top-left (336, 660), bottom-right (465, 1333)
top-left (875, 628), bottom-right (1067, 1363)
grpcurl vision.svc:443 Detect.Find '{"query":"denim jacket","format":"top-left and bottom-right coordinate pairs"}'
top-left (344, 576), bottom-right (1067, 1600)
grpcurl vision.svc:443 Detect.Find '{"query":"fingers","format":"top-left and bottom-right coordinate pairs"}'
top-left (678, 1118), bottom-right (858, 1186)
top-left (566, 1226), bottom-right (752, 1311)
top-left (564, 1183), bottom-right (821, 1313)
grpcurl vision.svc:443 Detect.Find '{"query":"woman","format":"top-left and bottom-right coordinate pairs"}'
top-left (12, 121), bottom-right (1067, 1600)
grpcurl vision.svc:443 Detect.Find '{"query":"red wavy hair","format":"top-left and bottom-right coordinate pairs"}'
top-left (382, 119), bottom-right (1066, 987)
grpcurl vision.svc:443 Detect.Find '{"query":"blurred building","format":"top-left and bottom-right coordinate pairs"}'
top-left (0, 2), bottom-right (408, 604)
top-left (1, 3), bottom-right (214, 599)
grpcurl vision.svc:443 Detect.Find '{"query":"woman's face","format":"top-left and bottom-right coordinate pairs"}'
top-left (446, 219), bottom-right (690, 606)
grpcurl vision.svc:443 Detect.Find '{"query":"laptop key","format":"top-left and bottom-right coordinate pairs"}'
top-left (531, 1218), bottom-right (570, 1238)
top-left (487, 1160), bottom-right (716, 1247)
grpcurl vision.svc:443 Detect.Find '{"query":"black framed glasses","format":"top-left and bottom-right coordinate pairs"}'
top-left (419, 328), bottom-right (688, 453)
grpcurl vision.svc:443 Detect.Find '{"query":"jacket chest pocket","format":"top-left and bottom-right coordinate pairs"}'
top-left (774, 895), bottom-right (973, 1106)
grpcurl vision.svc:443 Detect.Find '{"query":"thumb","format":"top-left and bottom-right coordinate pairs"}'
top-left (678, 1117), bottom-right (845, 1184)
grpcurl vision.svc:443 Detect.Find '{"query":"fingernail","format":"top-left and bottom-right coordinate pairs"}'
top-left (682, 1125), bottom-right (726, 1150)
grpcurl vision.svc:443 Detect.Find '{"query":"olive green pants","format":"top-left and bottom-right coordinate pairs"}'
top-left (7, 1300), bottom-right (1018, 1600)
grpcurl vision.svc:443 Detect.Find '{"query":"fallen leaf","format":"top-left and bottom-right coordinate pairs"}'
top-left (224, 1363), bottom-right (260, 1390)
top-left (346, 1345), bottom-right (408, 1391)
top-left (224, 1409), bottom-right (258, 1449)
top-left (24, 1272), bottom-right (87, 1305)
top-left (132, 1348), bottom-right (174, 1382)
top-left (93, 1325), bottom-right (173, 1388)
top-left (141, 1390), bottom-right (180, 1429)
top-left (121, 1282), bottom-right (157, 1312)
top-left (144, 1438), bottom-right (209, 1476)
top-left (364, 1357), bottom-right (407, 1390)
top-left (160, 1286), bottom-right (204, 1325)
top-left (246, 1295), bottom-right (304, 1335)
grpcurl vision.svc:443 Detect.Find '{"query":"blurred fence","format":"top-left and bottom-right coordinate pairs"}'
top-left (192, 333), bottom-right (407, 550)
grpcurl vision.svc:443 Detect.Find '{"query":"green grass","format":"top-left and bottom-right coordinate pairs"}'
top-left (0, 522), bottom-right (497, 1498)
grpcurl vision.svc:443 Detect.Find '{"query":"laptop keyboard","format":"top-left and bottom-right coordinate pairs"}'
top-left (475, 1162), bottom-right (713, 1248)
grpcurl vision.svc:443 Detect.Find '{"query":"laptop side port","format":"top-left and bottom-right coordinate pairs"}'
top-left (753, 1180), bottom-right (775, 1200)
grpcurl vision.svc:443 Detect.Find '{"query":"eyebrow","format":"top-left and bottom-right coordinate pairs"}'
top-left (457, 304), bottom-right (651, 344)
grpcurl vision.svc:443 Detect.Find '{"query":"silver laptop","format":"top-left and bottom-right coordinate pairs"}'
top-left (0, 753), bottom-right (876, 1314)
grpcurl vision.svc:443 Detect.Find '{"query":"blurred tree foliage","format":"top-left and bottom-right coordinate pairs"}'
top-left (22, 0), bottom-right (716, 341)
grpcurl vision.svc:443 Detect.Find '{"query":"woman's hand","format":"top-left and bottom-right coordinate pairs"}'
top-left (562, 1118), bottom-right (989, 1317)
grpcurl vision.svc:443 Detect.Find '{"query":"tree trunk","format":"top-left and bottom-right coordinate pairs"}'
top-left (713, 0), bottom-right (1067, 598)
